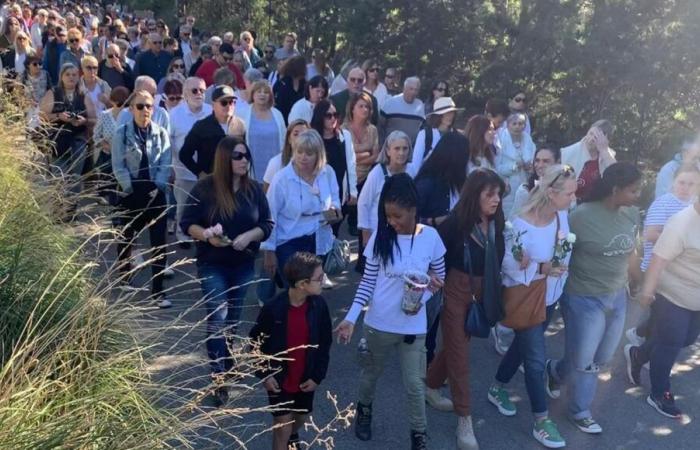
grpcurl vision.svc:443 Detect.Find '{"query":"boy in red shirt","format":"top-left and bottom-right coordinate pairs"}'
top-left (250, 252), bottom-right (332, 450)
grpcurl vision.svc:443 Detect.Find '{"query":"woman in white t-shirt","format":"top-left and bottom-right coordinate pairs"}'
top-left (335, 173), bottom-right (445, 449)
top-left (487, 165), bottom-right (577, 449)
top-left (262, 119), bottom-right (309, 192)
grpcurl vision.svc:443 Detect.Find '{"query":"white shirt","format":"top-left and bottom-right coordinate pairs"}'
top-left (364, 82), bottom-right (389, 108)
top-left (345, 226), bottom-right (446, 334)
top-left (502, 211), bottom-right (571, 305)
top-left (263, 154), bottom-right (283, 185)
top-left (169, 102), bottom-right (212, 181)
top-left (288, 98), bottom-right (313, 124)
top-left (357, 164), bottom-right (416, 232)
top-left (495, 129), bottom-right (536, 218)
top-left (261, 163), bottom-right (341, 255)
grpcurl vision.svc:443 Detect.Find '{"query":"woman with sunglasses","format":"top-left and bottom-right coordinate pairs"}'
top-left (262, 129), bottom-right (341, 287)
top-left (98, 43), bottom-right (134, 90)
top-left (156, 57), bottom-right (186, 93)
top-left (80, 55), bottom-right (111, 115)
top-left (361, 58), bottom-right (388, 108)
top-left (111, 89), bottom-right (172, 309)
top-left (181, 136), bottom-right (273, 406)
top-left (58, 27), bottom-right (86, 71)
top-left (506, 92), bottom-right (532, 135)
top-left (310, 99), bottom-right (358, 239)
top-left (486, 165), bottom-right (577, 449)
top-left (0, 30), bottom-right (35, 78)
top-left (547, 162), bottom-right (642, 435)
top-left (409, 97), bottom-right (461, 174)
top-left (0, 15), bottom-right (21, 51)
top-left (159, 79), bottom-right (183, 111)
top-left (425, 80), bottom-right (449, 115)
top-left (22, 54), bottom-right (51, 105)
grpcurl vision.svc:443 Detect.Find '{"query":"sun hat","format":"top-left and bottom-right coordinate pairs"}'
top-left (428, 97), bottom-right (463, 116)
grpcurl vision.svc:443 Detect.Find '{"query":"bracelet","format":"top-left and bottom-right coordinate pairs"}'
top-left (538, 262), bottom-right (544, 274)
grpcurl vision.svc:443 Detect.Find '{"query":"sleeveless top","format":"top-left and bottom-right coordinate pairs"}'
top-left (50, 86), bottom-right (87, 137)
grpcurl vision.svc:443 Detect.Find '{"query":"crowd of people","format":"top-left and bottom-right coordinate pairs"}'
top-left (2, 2), bottom-right (700, 450)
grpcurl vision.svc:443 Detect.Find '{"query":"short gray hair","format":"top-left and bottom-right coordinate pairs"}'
top-left (404, 76), bottom-right (420, 88)
top-left (244, 68), bottom-right (263, 83)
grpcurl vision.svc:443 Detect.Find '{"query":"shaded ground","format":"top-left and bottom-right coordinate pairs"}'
top-left (114, 225), bottom-right (699, 450)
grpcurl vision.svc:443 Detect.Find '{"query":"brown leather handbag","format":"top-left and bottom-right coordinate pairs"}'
top-left (500, 214), bottom-right (560, 330)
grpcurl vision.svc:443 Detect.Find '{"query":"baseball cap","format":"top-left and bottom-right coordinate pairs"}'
top-left (212, 85), bottom-right (236, 102)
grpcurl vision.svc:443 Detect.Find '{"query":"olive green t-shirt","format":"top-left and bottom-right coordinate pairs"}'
top-left (564, 202), bottom-right (640, 296)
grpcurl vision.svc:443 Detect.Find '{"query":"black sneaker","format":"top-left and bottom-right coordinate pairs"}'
top-left (354, 402), bottom-right (372, 441)
top-left (647, 392), bottom-right (682, 419)
top-left (410, 430), bottom-right (427, 450)
top-left (624, 344), bottom-right (643, 385)
top-left (287, 432), bottom-right (300, 449)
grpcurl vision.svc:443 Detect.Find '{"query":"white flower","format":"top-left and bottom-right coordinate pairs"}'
top-left (566, 233), bottom-right (577, 244)
top-left (505, 221), bottom-right (513, 230)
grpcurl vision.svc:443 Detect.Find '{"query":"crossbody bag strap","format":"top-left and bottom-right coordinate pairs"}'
top-left (463, 236), bottom-right (477, 303)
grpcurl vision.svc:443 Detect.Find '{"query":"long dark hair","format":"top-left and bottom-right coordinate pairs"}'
top-left (585, 162), bottom-right (641, 203)
top-left (464, 115), bottom-right (496, 166)
top-left (427, 80), bottom-right (449, 106)
top-left (310, 98), bottom-right (338, 136)
top-left (373, 173), bottom-right (419, 269)
top-left (415, 131), bottom-right (468, 194)
top-left (526, 146), bottom-right (561, 191)
top-left (452, 168), bottom-right (506, 255)
top-left (210, 136), bottom-right (255, 220)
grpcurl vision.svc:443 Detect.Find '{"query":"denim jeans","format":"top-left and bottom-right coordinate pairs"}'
top-left (199, 262), bottom-right (255, 374)
top-left (495, 304), bottom-right (556, 416)
top-left (358, 326), bottom-right (427, 432)
top-left (637, 294), bottom-right (700, 397)
top-left (550, 288), bottom-right (627, 419)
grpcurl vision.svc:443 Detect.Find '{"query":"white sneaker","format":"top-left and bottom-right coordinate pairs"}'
top-left (456, 415), bottom-right (479, 450)
top-left (626, 327), bottom-right (646, 346)
top-left (156, 297), bottom-right (172, 309)
top-left (425, 387), bottom-right (454, 411)
top-left (490, 326), bottom-right (509, 356)
top-left (321, 273), bottom-right (334, 289)
top-left (132, 251), bottom-right (146, 267)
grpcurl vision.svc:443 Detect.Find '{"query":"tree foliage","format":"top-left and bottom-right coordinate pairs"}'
top-left (179, 0), bottom-right (700, 164)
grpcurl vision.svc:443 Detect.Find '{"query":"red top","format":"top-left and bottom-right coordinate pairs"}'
top-left (195, 59), bottom-right (246, 89)
top-left (281, 301), bottom-right (310, 393)
top-left (576, 159), bottom-right (600, 202)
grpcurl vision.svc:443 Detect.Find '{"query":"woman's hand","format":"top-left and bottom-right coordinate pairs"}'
top-left (207, 236), bottom-right (230, 248)
top-left (346, 196), bottom-right (357, 206)
top-left (71, 115), bottom-right (87, 127)
top-left (263, 251), bottom-right (277, 276)
top-left (232, 231), bottom-right (253, 251)
top-left (100, 140), bottom-right (111, 154)
top-left (299, 379), bottom-right (318, 392)
top-left (549, 264), bottom-right (568, 278)
top-left (263, 376), bottom-right (281, 393)
top-left (334, 320), bottom-right (354, 344)
top-left (519, 252), bottom-right (531, 270)
top-left (58, 111), bottom-right (72, 123)
top-left (427, 272), bottom-right (444, 293)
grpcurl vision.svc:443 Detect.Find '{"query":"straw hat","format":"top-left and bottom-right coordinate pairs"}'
top-left (428, 97), bottom-right (463, 116)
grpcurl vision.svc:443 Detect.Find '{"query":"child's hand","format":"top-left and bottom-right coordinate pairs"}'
top-left (299, 379), bottom-right (318, 392)
top-left (334, 320), bottom-right (354, 344)
top-left (263, 376), bottom-right (281, 393)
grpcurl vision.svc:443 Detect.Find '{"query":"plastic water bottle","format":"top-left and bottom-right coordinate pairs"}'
top-left (357, 338), bottom-right (372, 367)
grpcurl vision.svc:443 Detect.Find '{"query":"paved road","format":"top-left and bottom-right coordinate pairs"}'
top-left (129, 230), bottom-right (699, 450)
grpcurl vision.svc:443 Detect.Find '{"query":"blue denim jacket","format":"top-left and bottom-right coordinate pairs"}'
top-left (111, 120), bottom-right (171, 195)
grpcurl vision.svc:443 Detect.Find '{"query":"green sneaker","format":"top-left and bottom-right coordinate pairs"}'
top-left (488, 385), bottom-right (516, 416)
top-left (533, 418), bottom-right (566, 448)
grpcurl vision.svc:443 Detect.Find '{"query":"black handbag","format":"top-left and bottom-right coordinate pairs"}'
top-left (463, 237), bottom-right (491, 338)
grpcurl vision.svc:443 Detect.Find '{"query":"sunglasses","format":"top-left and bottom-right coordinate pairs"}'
top-left (324, 112), bottom-right (338, 119)
top-left (17, 36), bottom-right (27, 41)
top-left (172, 64), bottom-right (184, 69)
top-left (218, 99), bottom-right (234, 107)
top-left (348, 77), bottom-right (364, 84)
top-left (514, 97), bottom-right (526, 103)
top-left (107, 53), bottom-right (118, 58)
top-left (435, 86), bottom-right (446, 92)
top-left (69, 38), bottom-right (80, 43)
top-left (231, 151), bottom-right (250, 161)
top-left (222, 55), bottom-right (233, 61)
top-left (84, 65), bottom-right (98, 70)
top-left (190, 88), bottom-right (205, 94)
top-left (151, 41), bottom-right (162, 44)
top-left (367, 67), bottom-right (380, 73)
top-left (134, 103), bottom-right (153, 111)
top-left (385, 74), bottom-right (395, 79)
top-left (264, 50), bottom-right (273, 54)
top-left (167, 95), bottom-right (182, 102)
top-left (182, 33), bottom-right (190, 37)
top-left (549, 165), bottom-right (575, 187)
top-left (30, 61), bottom-right (42, 67)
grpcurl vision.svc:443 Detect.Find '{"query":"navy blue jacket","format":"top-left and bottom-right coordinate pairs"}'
top-left (249, 292), bottom-right (332, 385)
top-left (415, 175), bottom-right (453, 223)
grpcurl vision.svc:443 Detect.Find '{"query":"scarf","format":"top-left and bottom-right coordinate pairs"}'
top-left (472, 220), bottom-right (504, 324)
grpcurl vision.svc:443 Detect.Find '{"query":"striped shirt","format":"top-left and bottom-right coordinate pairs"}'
top-left (641, 193), bottom-right (692, 271)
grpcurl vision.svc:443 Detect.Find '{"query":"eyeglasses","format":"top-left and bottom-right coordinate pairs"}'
top-left (324, 112), bottom-right (338, 119)
top-left (134, 103), bottom-right (153, 110)
top-left (107, 53), bottom-right (118, 58)
top-left (167, 95), bottom-right (182, 102)
top-left (190, 88), bottom-right (205, 94)
top-left (172, 64), bottom-right (184, 69)
top-left (348, 77), bottom-right (364, 84)
top-left (69, 38), bottom-right (80, 43)
top-left (514, 96), bottom-right (526, 103)
top-left (231, 151), bottom-right (250, 161)
top-left (151, 40), bottom-right (162, 45)
top-left (549, 165), bottom-right (575, 187)
top-left (84, 65), bottom-right (98, 71)
top-left (367, 67), bottom-right (380, 73)
top-left (218, 99), bottom-right (235, 107)
top-left (306, 275), bottom-right (324, 284)
top-left (182, 33), bottom-right (190, 37)
top-left (385, 74), bottom-right (395, 79)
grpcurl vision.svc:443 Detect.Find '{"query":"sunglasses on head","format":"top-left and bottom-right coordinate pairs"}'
top-left (549, 165), bottom-right (575, 187)
top-left (167, 95), bottom-right (182, 102)
top-left (231, 151), bottom-right (250, 161)
top-left (190, 88), bottom-right (205, 95)
top-left (134, 103), bottom-right (153, 111)
top-left (324, 112), bottom-right (338, 119)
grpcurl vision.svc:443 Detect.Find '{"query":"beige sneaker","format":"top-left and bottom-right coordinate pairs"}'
top-left (425, 387), bottom-right (453, 411)
top-left (456, 415), bottom-right (479, 450)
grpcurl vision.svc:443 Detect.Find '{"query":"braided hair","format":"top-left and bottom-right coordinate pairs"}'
top-left (373, 173), bottom-right (419, 269)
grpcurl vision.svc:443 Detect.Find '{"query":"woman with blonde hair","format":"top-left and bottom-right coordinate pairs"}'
top-left (59, 27), bottom-right (86, 69)
top-left (181, 136), bottom-right (273, 405)
top-left (261, 129), bottom-right (341, 285)
top-left (362, 58), bottom-right (388, 108)
top-left (80, 54), bottom-right (111, 115)
top-left (238, 80), bottom-right (286, 181)
top-left (263, 119), bottom-right (310, 191)
top-left (0, 30), bottom-right (35, 78)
